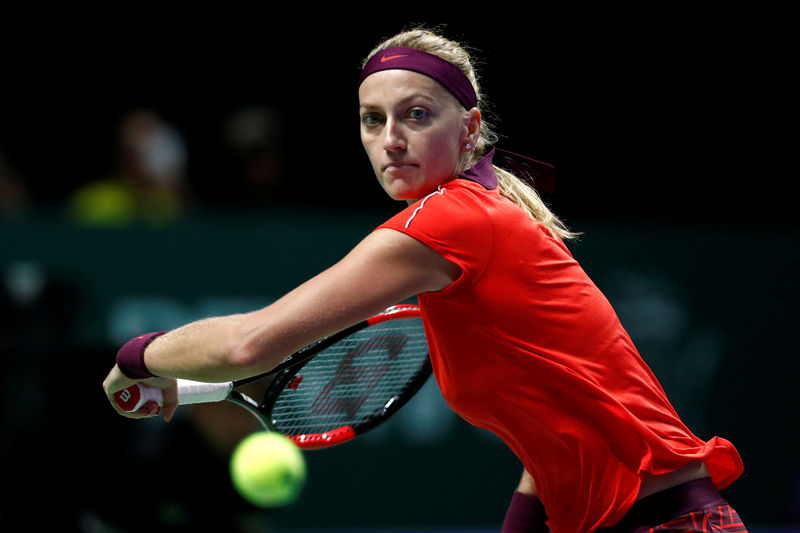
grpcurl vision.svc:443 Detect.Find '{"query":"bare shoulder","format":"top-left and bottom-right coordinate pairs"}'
top-left (346, 228), bottom-right (461, 293)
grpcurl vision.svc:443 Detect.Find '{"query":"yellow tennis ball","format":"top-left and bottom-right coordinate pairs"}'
top-left (230, 432), bottom-right (307, 508)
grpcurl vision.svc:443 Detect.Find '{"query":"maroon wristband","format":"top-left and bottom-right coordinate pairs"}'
top-left (116, 331), bottom-right (168, 379)
top-left (501, 491), bottom-right (548, 533)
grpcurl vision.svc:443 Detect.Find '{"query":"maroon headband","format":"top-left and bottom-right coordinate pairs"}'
top-left (359, 47), bottom-right (479, 110)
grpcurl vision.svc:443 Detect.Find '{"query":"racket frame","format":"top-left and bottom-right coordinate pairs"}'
top-left (257, 304), bottom-right (430, 449)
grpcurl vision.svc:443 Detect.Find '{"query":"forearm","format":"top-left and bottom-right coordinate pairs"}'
top-left (140, 288), bottom-right (364, 382)
top-left (139, 255), bottom-right (403, 382)
top-left (516, 468), bottom-right (538, 497)
top-left (141, 313), bottom-right (253, 382)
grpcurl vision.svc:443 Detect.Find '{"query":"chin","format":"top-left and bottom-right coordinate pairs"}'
top-left (379, 174), bottom-right (441, 203)
top-left (387, 186), bottom-right (431, 203)
top-left (379, 180), bottom-right (417, 202)
top-left (386, 191), bottom-right (415, 202)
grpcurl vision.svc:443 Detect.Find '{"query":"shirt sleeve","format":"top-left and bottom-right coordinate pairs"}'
top-left (376, 183), bottom-right (493, 286)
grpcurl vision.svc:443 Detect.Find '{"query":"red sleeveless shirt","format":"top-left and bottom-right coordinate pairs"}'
top-left (376, 164), bottom-right (743, 532)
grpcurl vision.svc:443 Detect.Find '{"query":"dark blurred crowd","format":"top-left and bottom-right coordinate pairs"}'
top-left (0, 106), bottom-right (292, 226)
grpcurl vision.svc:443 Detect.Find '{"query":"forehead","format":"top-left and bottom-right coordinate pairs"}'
top-left (358, 69), bottom-right (454, 107)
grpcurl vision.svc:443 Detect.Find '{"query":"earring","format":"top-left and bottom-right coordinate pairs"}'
top-left (464, 142), bottom-right (472, 151)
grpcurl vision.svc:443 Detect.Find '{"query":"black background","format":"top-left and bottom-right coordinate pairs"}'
top-left (1, 9), bottom-right (792, 225)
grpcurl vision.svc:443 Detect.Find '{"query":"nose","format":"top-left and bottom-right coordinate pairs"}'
top-left (382, 117), bottom-right (406, 152)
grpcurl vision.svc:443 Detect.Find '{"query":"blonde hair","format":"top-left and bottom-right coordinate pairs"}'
top-left (363, 27), bottom-right (577, 240)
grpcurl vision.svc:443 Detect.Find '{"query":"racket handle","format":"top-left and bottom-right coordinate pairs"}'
top-left (114, 379), bottom-right (234, 412)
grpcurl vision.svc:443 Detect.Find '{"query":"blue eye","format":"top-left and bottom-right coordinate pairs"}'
top-left (361, 113), bottom-right (383, 127)
top-left (409, 108), bottom-right (428, 120)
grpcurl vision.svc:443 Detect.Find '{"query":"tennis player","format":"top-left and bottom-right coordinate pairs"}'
top-left (103, 27), bottom-right (746, 532)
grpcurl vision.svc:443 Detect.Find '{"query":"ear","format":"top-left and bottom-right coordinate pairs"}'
top-left (465, 107), bottom-right (482, 146)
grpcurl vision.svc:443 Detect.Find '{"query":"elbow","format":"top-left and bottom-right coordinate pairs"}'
top-left (226, 335), bottom-right (266, 372)
top-left (225, 319), bottom-right (280, 373)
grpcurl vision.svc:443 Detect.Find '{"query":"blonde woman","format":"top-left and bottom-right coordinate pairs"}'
top-left (103, 28), bottom-right (746, 533)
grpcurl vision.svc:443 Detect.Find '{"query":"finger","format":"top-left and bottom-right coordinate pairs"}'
top-left (160, 384), bottom-right (179, 422)
top-left (136, 400), bottom-right (161, 418)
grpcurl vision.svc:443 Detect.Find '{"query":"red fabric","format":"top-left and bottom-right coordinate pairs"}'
top-left (377, 179), bottom-right (743, 533)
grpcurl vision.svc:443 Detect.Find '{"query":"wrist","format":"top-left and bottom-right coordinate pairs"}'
top-left (501, 491), bottom-right (548, 533)
top-left (116, 331), bottom-right (168, 379)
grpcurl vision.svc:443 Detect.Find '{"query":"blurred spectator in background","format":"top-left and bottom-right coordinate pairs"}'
top-left (219, 105), bottom-right (287, 208)
top-left (0, 145), bottom-right (30, 215)
top-left (69, 109), bottom-right (190, 226)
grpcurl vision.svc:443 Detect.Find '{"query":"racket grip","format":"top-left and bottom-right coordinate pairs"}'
top-left (114, 380), bottom-right (234, 412)
top-left (114, 383), bottom-right (163, 412)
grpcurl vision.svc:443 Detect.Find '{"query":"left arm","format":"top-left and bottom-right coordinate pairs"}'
top-left (501, 469), bottom-right (548, 533)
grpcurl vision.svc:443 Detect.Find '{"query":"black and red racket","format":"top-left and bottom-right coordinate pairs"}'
top-left (114, 304), bottom-right (431, 450)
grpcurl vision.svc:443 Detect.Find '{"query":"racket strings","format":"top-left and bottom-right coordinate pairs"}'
top-left (270, 318), bottom-right (428, 436)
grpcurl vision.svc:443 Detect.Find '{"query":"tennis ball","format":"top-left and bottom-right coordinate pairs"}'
top-left (229, 432), bottom-right (307, 508)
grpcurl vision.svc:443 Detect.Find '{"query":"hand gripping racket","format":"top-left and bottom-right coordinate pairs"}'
top-left (113, 304), bottom-right (431, 450)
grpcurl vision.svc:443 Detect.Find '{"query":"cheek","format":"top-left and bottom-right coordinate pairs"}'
top-left (422, 132), bottom-right (462, 175)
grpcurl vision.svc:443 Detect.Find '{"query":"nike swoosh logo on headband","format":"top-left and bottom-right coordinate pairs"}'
top-left (381, 54), bottom-right (408, 62)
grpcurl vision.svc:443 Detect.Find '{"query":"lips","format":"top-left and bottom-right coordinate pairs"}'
top-left (383, 161), bottom-right (419, 172)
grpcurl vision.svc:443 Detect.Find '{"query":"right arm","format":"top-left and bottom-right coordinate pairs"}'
top-left (103, 228), bottom-right (460, 418)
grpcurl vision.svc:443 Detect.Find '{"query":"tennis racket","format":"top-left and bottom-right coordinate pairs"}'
top-left (113, 304), bottom-right (431, 450)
